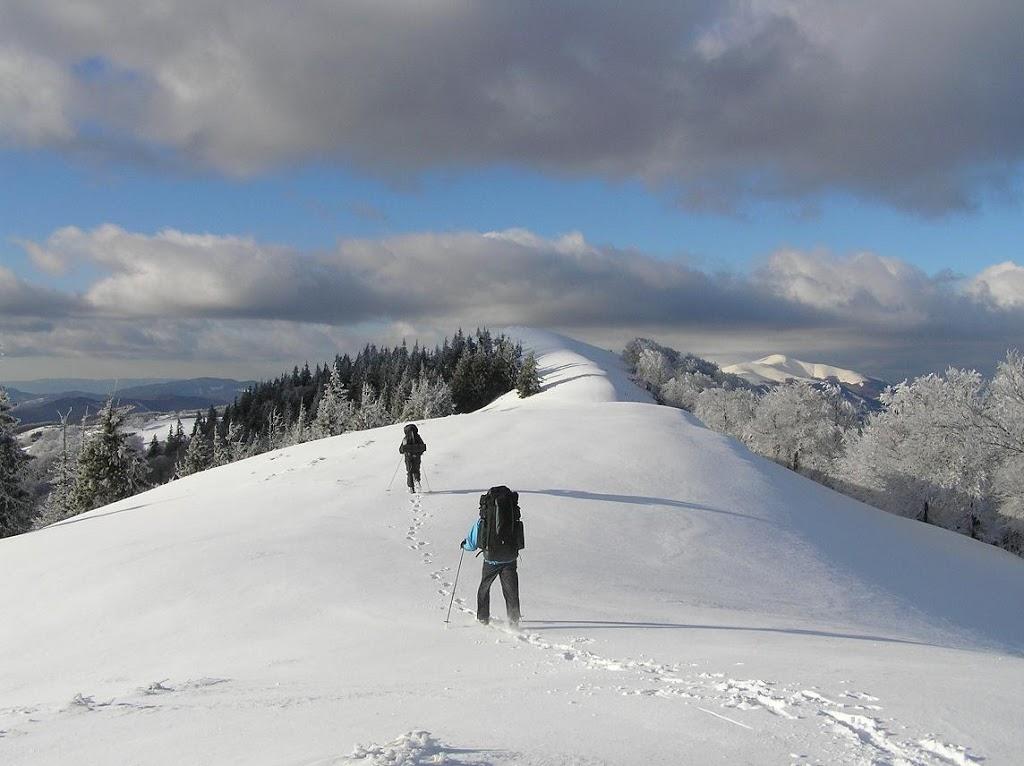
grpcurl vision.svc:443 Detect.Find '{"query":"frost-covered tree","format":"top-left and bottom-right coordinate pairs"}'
top-left (313, 365), bottom-right (355, 438)
top-left (838, 369), bottom-right (995, 535)
top-left (694, 388), bottom-right (758, 440)
top-left (744, 382), bottom-right (850, 475)
top-left (350, 383), bottom-right (391, 430)
top-left (72, 398), bottom-right (146, 513)
top-left (968, 351), bottom-right (1024, 545)
top-left (177, 422), bottom-right (212, 477)
top-left (624, 338), bottom-right (750, 401)
top-left (634, 348), bottom-right (672, 392)
top-left (0, 387), bottom-right (33, 537)
top-left (36, 409), bottom-right (80, 526)
top-left (224, 422), bottom-right (253, 463)
top-left (401, 375), bottom-right (455, 421)
top-left (980, 350), bottom-right (1024, 460)
top-left (264, 408), bottom-right (287, 452)
top-left (661, 372), bottom-right (719, 411)
top-left (286, 400), bottom-right (310, 446)
top-left (516, 351), bottom-right (542, 398)
top-left (422, 378), bottom-right (455, 419)
top-left (210, 428), bottom-right (228, 468)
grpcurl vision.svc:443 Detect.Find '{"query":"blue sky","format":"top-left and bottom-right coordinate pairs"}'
top-left (4, 149), bottom-right (1021, 279)
top-left (1, 1), bottom-right (1023, 382)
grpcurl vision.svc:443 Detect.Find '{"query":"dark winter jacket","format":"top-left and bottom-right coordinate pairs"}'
top-left (399, 424), bottom-right (426, 458)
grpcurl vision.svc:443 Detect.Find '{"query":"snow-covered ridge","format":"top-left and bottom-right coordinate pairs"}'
top-left (723, 353), bottom-right (870, 386)
top-left (489, 327), bottom-right (654, 407)
top-left (2, 330), bottom-right (1021, 765)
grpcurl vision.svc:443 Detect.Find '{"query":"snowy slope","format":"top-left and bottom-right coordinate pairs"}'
top-left (132, 412), bottom-right (199, 444)
top-left (2, 329), bottom-right (1022, 766)
top-left (724, 354), bottom-right (870, 386)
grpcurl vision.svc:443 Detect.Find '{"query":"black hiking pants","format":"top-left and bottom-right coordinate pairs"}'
top-left (477, 560), bottom-right (520, 625)
top-left (404, 455), bottom-right (421, 489)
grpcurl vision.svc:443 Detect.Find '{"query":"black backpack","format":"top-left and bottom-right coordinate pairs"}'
top-left (401, 425), bottom-right (426, 456)
top-left (479, 485), bottom-right (525, 558)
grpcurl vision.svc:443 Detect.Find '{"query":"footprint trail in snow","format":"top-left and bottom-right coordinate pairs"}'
top-left (401, 492), bottom-right (983, 766)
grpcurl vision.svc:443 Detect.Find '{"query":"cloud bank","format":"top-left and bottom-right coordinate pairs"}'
top-left (4, 224), bottom-right (1024, 379)
top-left (1, 1), bottom-right (1023, 212)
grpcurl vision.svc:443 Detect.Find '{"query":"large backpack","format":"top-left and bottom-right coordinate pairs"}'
top-left (479, 485), bottom-right (525, 559)
top-left (402, 425), bottom-right (426, 456)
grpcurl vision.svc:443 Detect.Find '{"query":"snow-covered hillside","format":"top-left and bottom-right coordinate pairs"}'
top-left (724, 354), bottom-right (871, 386)
top-left (2, 330), bottom-right (1022, 765)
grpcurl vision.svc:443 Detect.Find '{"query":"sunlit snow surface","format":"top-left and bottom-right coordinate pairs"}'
top-left (2, 329), bottom-right (1021, 765)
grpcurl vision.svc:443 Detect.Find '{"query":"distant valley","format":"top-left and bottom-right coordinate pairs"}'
top-left (4, 377), bottom-right (255, 428)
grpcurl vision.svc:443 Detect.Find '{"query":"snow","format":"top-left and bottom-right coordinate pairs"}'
top-left (2, 330), bottom-right (1022, 765)
top-left (724, 354), bottom-right (871, 386)
top-left (132, 412), bottom-right (198, 444)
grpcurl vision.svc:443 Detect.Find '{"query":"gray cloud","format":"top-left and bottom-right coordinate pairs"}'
top-left (19, 225), bottom-right (816, 328)
top-left (0, 266), bottom-right (84, 317)
top-left (6, 224), bottom-right (1024, 380)
top-left (1, 1), bottom-right (1022, 212)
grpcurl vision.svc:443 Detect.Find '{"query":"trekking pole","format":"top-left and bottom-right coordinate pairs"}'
top-left (445, 547), bottom-right (465, 625)
top-left (386, 458), bottom-right (403, 491)
top-left (422, 467), bottom-right (433, 493)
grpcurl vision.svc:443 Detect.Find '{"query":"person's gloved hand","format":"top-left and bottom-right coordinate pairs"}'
top-left (460, 539), bottom-right (467, 550)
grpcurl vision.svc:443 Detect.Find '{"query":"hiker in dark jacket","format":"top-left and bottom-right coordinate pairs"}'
top-left (461, 486), bottom-right (523, 627)
top-left (398, 423), bottom-right (426, 493)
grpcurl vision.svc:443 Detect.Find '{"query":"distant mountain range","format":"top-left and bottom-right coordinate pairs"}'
top-left (722, 354), bottom-right (890, 411)
top-left (2, 378), bottom-right (170, 396)
top-left (4, 378), bottom-right (255, 428)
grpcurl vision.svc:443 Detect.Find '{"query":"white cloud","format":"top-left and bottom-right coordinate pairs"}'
top-left (758, 250), bottom-right (939, 323)
top-left (969, 261), bottom-right (1024, 309)
top-left (0, 44), bottom-right (73, 145)
top-left (7, 224), bottom-right (1024, 379)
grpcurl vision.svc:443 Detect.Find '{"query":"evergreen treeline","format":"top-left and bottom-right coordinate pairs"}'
top-left (3, 328), bottom-right (522, 537)
top-left (626, 338), bottom-right (1024, 558)
top-left (222, 327), bottom-right (521, 443)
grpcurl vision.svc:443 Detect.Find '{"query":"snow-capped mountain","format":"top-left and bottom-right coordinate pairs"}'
top-left (2, 330), bottom-right (1021, 765)
top-left (724, 354), bottom-right (890, 412)
top-left (723, 354), bottom-right (871, 386)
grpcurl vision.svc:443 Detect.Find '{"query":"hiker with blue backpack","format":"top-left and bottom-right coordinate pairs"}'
top-left (460, 485), bottom-right (525, 628)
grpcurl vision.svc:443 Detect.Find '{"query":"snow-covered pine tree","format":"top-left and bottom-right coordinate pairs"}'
top-left (313, 365), bottom-right (355, 438)
top-left (286, 400), bottom-right (309, 446)
top-left (351, 382), bottom-right (391, 430)
top-left (265, 408), bottom-right (287, 451)
top-left (516, 351), bottom-right (542, 398)
top-left (422, 378), bottom-right (454, 419)
top-left (71, 398), bottom-right (146, 513)
top-left (210, 427), bottom-right (228, 468)
top-left (0, 387), bottom-right (33, 537)
top-left (400, 375), bottom-right (456, 421)
top-left (177, 421), bottom-right (212, 477)
top-left (36, 408), bottom-right (80, 526)
top-left (399, 376), bottom-right (429, 421)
